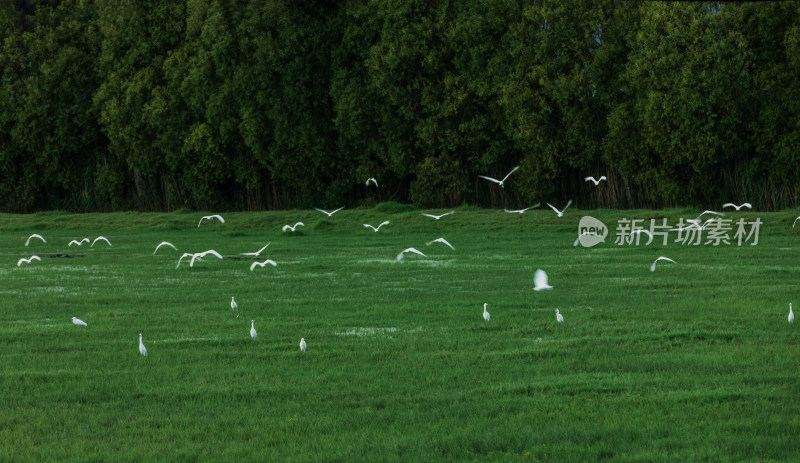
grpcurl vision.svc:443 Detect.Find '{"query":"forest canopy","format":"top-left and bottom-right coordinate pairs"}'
top-left (1, 1), bottom-right (799, 212)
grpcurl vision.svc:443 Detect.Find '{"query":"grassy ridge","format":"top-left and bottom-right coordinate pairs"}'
top-left (1, 207), bottom-right (800, 461)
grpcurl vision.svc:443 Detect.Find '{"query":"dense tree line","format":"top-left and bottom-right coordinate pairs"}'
top-left (1, 1), bottom-right (799, 212)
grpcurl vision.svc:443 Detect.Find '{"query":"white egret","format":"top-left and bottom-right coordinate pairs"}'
top-left (250, 259), bottom-right (277, 271)
top-left (68, 238), bottom-right (90, 246)
top-left (546, 200), bottom-right (573, 217)
top-left (91, 236), bottom-right (112, 247)
top-left (533, 269), bottom-right (553, 291)
top-left (366, 177), bottom-right (378, 187)
top-left (722, 203), bottom-right (752, 211)
top-left (138, 333), bottom-right (147, 356)
top-left (241, 243), bottom-right (270, 256)
top-left (300, 337), bottom-right (307, 352)
top-left (231, 297), bottom-right (238, 315)
top-left (483, 303), bottom-right (490, 321)
top-left (198, 214), bottom-right (225, 227)
top-left (396, 247), bottom-right (426, 261)
top-left (695, 210), bottom-right (723, 221)
top-left (584, 176), bottom-right (607, 186)
top-left (314, 207), bottom-right (344, 217)
top-left (189, 249), bottom-right (223, 267)
top-left (426, 238), bottom-right (454, 250)
top-left (573, 231), bottom-right (602, 247)
top-left (794, 216), bottom-right (800, 228)
top-left (479, 166), bottom-right (519, 188)
top-left (154, 241), bottom-right (178, 254)
top-left (555, 309), bottom-right (564, 323)
top-left (650, 256), bottom-right (676, 272)
top-left (421, 211), bottom-right (454, 220)
top-left (17, 255), bottom-right (41, 267)
top-left (25, 234), bottom-right (46, 246)
top-left (176, 253), bottom-right (196, 268)
top-left (71, 317), bottom-right (87, 327)
top-left (790, 303), bottom-right (794, 323)
top-left (363, 221), bottom-right (389, 232)
top-left (504, 204), bottom-right (540, 214)
top-left (282, 222), bottom-right (305, 232)
top-left (250, 320), bottom-right (257, 339)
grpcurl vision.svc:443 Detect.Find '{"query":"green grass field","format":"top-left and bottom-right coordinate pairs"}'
top-left (2, 206), bottom-right (800, 462)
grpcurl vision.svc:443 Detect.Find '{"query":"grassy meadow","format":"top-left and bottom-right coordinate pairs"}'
top-left (2, 205), bottom-right (800, 462)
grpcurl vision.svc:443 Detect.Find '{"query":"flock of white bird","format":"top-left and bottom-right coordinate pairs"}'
top-left (16, 173), bottom-right (797, 357)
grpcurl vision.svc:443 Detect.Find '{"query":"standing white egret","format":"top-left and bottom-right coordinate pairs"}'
top-left (722, 203), bottom-right (752, 211)
top-left (790, 303), bottom-right (794, 323)
top-left (25, 234), bottom-right (46, 246)
top-left (250, 320), bottom-right (257, 339)
top-left (483, 303), bottom-right (490, 321)
top-left (91, 236), bottom-right (112, 247)
top-left (479, 166), bottom-right (519, 188)
top-left (314, 207), bottom-right (344, 217)
top-left (421, 211), bottom-right (454, 220)
top-left (17, 255), bottom-right (41, 267)
top-left (584, 176), bottom-right (607, 186)
top-left (250, 259), bottom-right (277, 271)
top-left (426, 238), bottom-right (454, 250)
top-left (533, 269), bottom-right (553, 291)
top-left (504, 204), bottom-right (540, 214)
top-left (555, 309), bottom-right (564, 323)
top-left (241, 243), bottom-right (270, 256)
top-left (72, 317), bottom-right (87, 327)
top-left (366, 177), bottom-right (378, 187)
top-left (231, 297), bottom-right (238, 314)
top-left (198, 214), bottom-right (225, 226)
top-left (546, 200), bottom-right (573, 218)
top-left (154, 241), bottom-right (178, 254)
top-left (363, 221), bottom-right (390, 232)
top-left (396, 247), bottom-right (426, 261)
top-left (138, 333), bottom-right (147, 356)
top-left (650, 256), bottom-right (676, 272)
top-left (282, 222), bottom-right (305, 232)
top-left (300, 338), bottom-right (307, 352)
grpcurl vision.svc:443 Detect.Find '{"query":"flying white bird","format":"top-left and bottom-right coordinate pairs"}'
top-left (363, 221), bottom-right (390, 232)
top-left (722, 203), bottom-right (752, 211)
top-left (91, 236), bottom-right (112, 247)
top-left (189, 249), bottom-right (223, 267)
top-left (396, 247), bottom-right (426, 261)
top-left (584, 176), bottom-right (607, 186)
top-left (533, 269), bottom-right (553, 291)
top-left (250, 320), bottom-right (257, 339)
top-left (426, 238), bottom-right (454, 250)
top-left (17, 255), bottom-right (41, 267)
top-left (282, 222), bottom-right (305, 232)
top-left (479, 166), bottom-right (519, 188)
top-left (790, 303), bottom-right (794, 323)
top-left (695, 210), bottom-right (724, 221)
top-left (25, 234), bottom-right (46, 246)
top-left (68, 238), bottom-right (90, 246)
top-left (421, 211), bottom-right (454, 220)
top-left (71, 317), bottom-right (87, 327)
top-left (138, 333), bottom-right (147, 356)
top-left (483, 303), bottom-right (490, 321)
top-left (365, 177), bottom-right (378, 187)
top-left (504, 204), bottom-right (541, 214)
top-left (547, 200), bottom-right (573, 217)
top-left (197, 214), bottom-right (225, 227)
top-left (314, 207), bottom-right (344, 217)
top-left (154, 241), bottom-right (178, 254)
top-left (299, 338), bottom-right (307, 352)
top-left (176, 253), bottom-right (196, 268)
top-left (555, 309), bottom-right (564, 323)
top-left (671, 217), bottom-right (719, 232)
top-left (650, 256), bottom-right (676, 272)
top-left (241, 243), bottom-right (270, 256)
top-left (794, 217), bottom-right (800, 228)
top-left (250, 259), bottom-right (277, 271)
